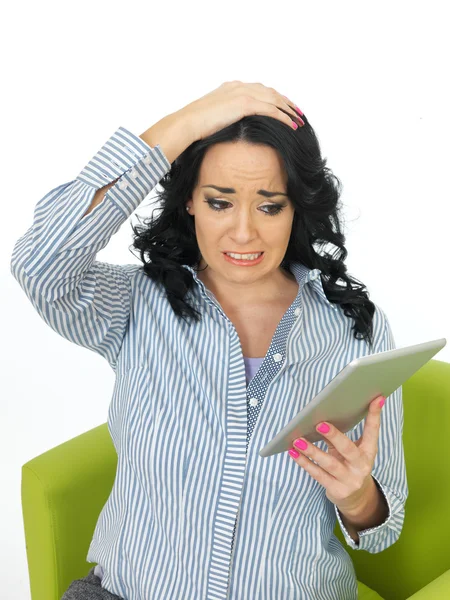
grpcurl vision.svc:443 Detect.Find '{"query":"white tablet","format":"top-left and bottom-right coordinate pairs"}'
top-left (259, 337), bottom-right (447, 458)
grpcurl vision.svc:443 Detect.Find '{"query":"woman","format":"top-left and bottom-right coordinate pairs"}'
top-left (11, 81), bottom-right (408, 599)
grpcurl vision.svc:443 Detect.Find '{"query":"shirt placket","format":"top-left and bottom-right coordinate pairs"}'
top-left (186, 267), bottom-right (306, 600)
top-left (190, 281), bottom-right (248, 600)
top-left (226, 296), bottom-right (304, 598)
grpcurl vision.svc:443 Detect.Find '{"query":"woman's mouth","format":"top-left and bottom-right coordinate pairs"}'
top-left (223, 251), bottom-right (265, 266)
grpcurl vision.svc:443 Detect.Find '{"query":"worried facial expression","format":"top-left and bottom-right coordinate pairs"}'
top-left (186, 141), bottom-right (295, 288)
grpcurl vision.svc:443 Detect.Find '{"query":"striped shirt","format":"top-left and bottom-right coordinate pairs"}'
top-left (11, 126), bottom-right (408, 600)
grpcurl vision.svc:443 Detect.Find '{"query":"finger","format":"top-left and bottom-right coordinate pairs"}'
top-left (292, 437), bottom-right (346, 479)
top-left (253, 100), bottom-right (302, 130)
top-left (281, 94), bottom-right (304, 119)
top-left (248, 83), bottom-right (304, 126)
top-left (359, 395), bottom-right (385, 454)
top-left (314, 421), bottom-right (361, 466)
top-left (288, 446), bottom-right (337, 488)
top-left (279, 94), bottom-right (305, 126)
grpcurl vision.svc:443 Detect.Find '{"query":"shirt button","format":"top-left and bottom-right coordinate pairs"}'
top-left (118, 180), bottom-right (128, 190)
top-left (310, 271), bottom-right (319, 281)
top-left (249, 398), bottom-right (259, 407)
top-left (130, 168), bottom-right (139, 179)
top-left (294, 307), bottom-right (301, 317)
top-left (143, 155), bottom-right (151, 165)
top-left (273, 353), bottom-right (283, 363)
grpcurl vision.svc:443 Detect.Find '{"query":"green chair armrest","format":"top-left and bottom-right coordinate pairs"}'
top-left (358, 580), bottom-right (384, 599)
top-left (405, 569), bottom-right (450, 599)
top-left (21, 423), bottom-right (117, 600)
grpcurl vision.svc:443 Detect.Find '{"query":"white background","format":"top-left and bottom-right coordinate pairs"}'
top-left (2, 1), bottom-right (449, 598)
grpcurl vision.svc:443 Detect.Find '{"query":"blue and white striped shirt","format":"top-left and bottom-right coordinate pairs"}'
top-left (11, 126), bottom-right (408, 599)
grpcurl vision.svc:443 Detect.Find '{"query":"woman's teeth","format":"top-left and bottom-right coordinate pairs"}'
top-left (225, 252), bottom-right (263, 260)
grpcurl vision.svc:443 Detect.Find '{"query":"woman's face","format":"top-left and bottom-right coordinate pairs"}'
top-left (186, 141), bottom-right (295, 292)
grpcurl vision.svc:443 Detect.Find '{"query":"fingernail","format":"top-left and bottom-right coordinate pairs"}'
top-left (379, 397), bottom-right (385, 408)
top-left (293, 438), bottom-right (308, 451)
top-left (295, 106), bottom-right (303, 116)
top-left (292, 121), bottom-right (298, 130)
top-left (288, 449), bottom-right (300, 458)
top-left (317, 423), bottom-right (330, 433)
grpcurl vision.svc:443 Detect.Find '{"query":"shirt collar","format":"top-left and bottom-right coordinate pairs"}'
top-left (182, 261), bottom-right (338, 311)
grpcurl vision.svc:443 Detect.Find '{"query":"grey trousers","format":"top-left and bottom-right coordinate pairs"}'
top-left (61, 567), bottom-right (124, 599)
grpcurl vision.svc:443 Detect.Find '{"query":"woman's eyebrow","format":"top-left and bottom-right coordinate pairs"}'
top-left (201, 184), bottom-right (288, 198)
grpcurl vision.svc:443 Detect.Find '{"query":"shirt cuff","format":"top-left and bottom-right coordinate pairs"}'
top-left (334, 474), bottom-right (394, 551)
top-left (76, 125), bottom-right (172, 220)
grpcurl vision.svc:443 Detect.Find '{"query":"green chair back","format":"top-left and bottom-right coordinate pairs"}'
top-left (335, 359), bottom-right (450, 599)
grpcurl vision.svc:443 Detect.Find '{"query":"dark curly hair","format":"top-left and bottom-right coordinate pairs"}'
top-left (130, 112), bottom-right (376, 351)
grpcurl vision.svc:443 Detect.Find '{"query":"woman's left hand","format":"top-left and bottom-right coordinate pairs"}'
top-left (288, 394), bottom-right (386, 513)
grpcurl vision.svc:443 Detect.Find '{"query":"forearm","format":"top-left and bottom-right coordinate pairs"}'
top-left (139, 110), bottom-right (194, 165)
top-left (85, 113), bottom-right (193, 219)
top-left (337, 476), bottom-right (390, 543)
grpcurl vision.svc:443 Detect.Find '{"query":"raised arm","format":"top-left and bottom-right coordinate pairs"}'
top-left (10, 117), bottom-right (191, 370)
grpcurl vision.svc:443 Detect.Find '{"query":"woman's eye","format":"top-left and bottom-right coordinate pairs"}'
top-left (204, 198), bottom-right (284, 216)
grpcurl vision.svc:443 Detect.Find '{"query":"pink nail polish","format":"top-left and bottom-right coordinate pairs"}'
top-left (379, 398), bottom-right (385, 408)
top-left (289, 449), bottom-right (300, 458)
top-left (294, 439), bottom-right (308, 451)
top-left (295, 106), bottom-right (303, 116)
top-left (317, 423), bottom-right (330, 434)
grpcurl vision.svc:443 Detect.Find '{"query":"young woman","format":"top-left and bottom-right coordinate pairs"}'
top-left (11, 81), bottom-right (407, 600)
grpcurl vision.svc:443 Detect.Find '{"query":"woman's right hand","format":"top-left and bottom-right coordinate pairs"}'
top-left (178, 80), bottom-right (304, 142)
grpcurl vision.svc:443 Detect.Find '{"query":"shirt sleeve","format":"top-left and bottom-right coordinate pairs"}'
top-left (334, 309), bottom-right (409, 552)
top-left (10, 126), bottom-right (171, 371)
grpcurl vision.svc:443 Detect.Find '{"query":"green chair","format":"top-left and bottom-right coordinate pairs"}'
top-left (21, 359), bottom-right (450, 600)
